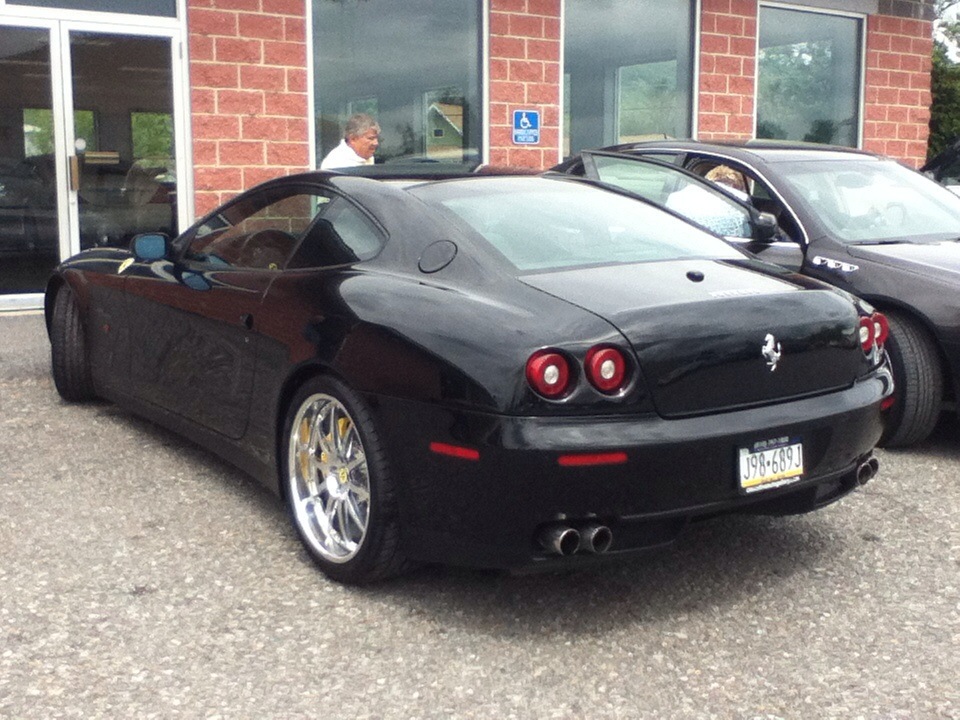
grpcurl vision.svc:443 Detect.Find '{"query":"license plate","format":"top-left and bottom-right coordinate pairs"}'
top-left (738, 437), bottom-right (804, 493)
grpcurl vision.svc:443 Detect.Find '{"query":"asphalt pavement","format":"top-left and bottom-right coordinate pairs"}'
top-left (1, 312), bottom-right (958, 719)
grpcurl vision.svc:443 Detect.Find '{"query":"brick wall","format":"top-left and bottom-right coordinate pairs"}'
top-left (862, 15), bottom-right (933, 167)
top-left (488, 0), bottom-right (561, 167)
top-left (698, 0), bottom-right (757, 141)
top-left (188, 0), bottom-right (309, 216)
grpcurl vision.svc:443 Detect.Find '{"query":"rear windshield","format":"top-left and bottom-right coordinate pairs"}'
top-left (409, 176), bottom-right (741, 271)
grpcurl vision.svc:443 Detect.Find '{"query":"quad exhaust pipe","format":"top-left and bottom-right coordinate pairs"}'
top-left (857, 456), bottom-right (879, 485)
top-left (537, 522), bottom-right (613, 556)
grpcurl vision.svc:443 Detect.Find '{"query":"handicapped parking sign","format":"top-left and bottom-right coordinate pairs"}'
top-left (512, 110), bottom-right (540, 145)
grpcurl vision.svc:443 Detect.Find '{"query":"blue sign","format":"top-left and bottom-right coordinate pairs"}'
top-left (512, 110), bottom-right (540, 145)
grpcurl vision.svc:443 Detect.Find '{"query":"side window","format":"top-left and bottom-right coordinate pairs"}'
top-left (185, 189), bottom-right (328, 270)
top-left (287, 197), bottom-right (385, 268)
top-left (687, 158), bottom-right (803, 244)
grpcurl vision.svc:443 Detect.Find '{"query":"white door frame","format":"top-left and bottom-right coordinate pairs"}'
top-left (0, 4), bottom-right (191, 311)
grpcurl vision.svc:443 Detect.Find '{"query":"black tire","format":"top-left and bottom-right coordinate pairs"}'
top-left (879, 310), bottom-right (943, 448)
top-left (281, 376), bottom-right (409, 584)
top-left (50, 285), bottom-right (97, 402)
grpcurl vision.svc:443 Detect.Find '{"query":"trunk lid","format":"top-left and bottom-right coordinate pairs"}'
top-left (521, 259), bottom-right (863, 417)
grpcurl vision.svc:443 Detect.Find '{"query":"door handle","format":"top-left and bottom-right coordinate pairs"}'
top-left (69, 155), bottom-right (80, 192)
top-left (240, 313), bottom-right (254, 330)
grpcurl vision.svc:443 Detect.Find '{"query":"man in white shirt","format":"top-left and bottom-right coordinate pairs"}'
top-left (320, 113), bottom-right (380, 170)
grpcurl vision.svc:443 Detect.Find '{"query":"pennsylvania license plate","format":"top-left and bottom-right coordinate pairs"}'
top-left (738, 437), bottom-right (804, 493)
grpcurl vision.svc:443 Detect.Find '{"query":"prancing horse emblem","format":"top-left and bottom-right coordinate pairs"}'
top-left (762, 333), bottom-right (782, 372)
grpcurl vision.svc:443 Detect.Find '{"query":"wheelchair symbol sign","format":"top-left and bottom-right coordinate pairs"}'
top-left (512, 110), bottom-right (540, 144)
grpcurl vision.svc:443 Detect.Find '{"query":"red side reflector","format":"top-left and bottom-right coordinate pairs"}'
top-left (881, 396), bottom-right (896, 411)
top-left (429, 442), bottom-right (480, 461)
top-left (557, 452), bottom-right (628, 467)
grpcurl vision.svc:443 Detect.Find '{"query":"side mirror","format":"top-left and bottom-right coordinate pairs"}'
top-left (131, 232), bottom-right (170, 261)
top-left (752, 212), bottom-right (778, 242)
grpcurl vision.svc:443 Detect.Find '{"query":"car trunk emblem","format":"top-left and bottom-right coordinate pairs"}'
top-left (762, 333), bottom-right (782, 372)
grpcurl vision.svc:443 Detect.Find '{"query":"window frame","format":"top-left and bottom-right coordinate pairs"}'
top-left (756, 2), bottom-right (867, 149)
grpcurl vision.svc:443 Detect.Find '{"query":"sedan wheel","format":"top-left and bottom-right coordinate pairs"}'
top-left (283, 377), bottom-right (407, 583)
top-left (880, 310), bottom-right (943, 448)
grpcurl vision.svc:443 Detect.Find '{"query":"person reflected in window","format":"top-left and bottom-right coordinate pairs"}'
top-left (320, 113), bottom-right (380, 170)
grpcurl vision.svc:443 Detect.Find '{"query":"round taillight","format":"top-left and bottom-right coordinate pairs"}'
top-left (872, 312), bottom-right (889, 347)
top-left (585, 345), bottom-right (628, 393)
top-left (859, 317), bottom-right (875, 352)
top-left (526, 350), bottom-right (572, 399)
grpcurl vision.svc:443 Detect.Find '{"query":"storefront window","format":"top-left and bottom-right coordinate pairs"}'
top-left (563, 0), bottom-right (694, 157)
top-left (757, 7), bottom-right (863, 147)
top-left (9, 0), bottom-right (175, 16)
top-left (313, 0), bottom-right (482, 168)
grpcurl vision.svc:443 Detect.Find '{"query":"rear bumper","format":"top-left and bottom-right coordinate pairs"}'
top-left (373, 371), bottom-right (888, 571)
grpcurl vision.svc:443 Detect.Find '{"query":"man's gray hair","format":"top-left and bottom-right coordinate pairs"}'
top-left (344, 113), bottom-right (379, 140)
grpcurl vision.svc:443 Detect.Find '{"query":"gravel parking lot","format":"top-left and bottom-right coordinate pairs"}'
top-left (1, 312), bottom-right (958, 719)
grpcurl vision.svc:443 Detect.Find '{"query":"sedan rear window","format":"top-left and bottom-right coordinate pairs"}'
top-left (411, 176), bottom-right (740, 271)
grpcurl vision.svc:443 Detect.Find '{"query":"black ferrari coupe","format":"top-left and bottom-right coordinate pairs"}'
top-left (46, 172), bottom-right (893, 583)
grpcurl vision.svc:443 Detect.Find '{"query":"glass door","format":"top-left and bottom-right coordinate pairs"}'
top-left (0, 24), bottom-right (59, 299)
top-left (0, 20), bottom-right (182, 308)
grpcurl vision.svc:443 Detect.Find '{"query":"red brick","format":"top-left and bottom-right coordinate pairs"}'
top-left (218, 88), bottom-right (264, 114)
top-left (240, 64), bottom-right (285, 90)
top-left (700, 33), bottom-right (729, 55)
top-left (730, 36), bottom-right (755, 59)
top-left (527, 39), bottom-right (559, 62)
top-left (213, 0), bottom-right (259, 11)
top-left (219, 140), bottom-right (265, 164)
top-left (189, 35), bottom-right (215, 61)
top-left (698, 113), bottom-right (727, 133)
top-left (700, 73), bottom-right (728, 94)
top-left (242, 116), bottom-right (284, 140)
top-left (265, 91), bottom-right (307, 117)
top-left (490, 0), bottom-right (524, 11)
top-left (543, 61), bottom-right (560, 83)
top-left (215, 37), bottom-right (262, 63)
top-left (698, 94), bottom-right (715, 112)
top-left (543, 17), bottom-right (560, 38)
top-left (267, 141), bottom-right (309, 166)
top-left (729, 74), bottom-right (753, 96)
top-left (487, 148), bottom-right (510, 166)
top-left (490, 36), bottom-right (526, 60)
top-left (490, 81), bottom-right (526, 104)
top-left (189, 8), bottom-right (239, 36)
top-left (727, 115), bottom-right (754, 137)
top-left (239, 13), bottom-right (285, 41)
top-left (490, 58), bottom-right (509, 81)
top-left (193, 114), bottom-right (240, 140)
top-left (264, 40), bottom-right (306, 66)
top-left (715, 14), bottom-right (744, 37)
top-left (195, 166), bottom-right (243, 192)
top-left (729, 0), bottom-right (756, 17)
top-left (527, 0), bottom-right (560, 16)
top-left (286, 67), bottom-right (307, 92)
top-left (714, 55), bottom-right (744, 76)
top-left (713, 93), bottom-right (741, 115)
top-left (192, 139), bottom-right (218, 164)
top-left (191, 88), bottom-right (217, 113)
top-left (490, 11), bottom-right (510, 35)
top-left (488, 103), bottom-right (509, 125)
top-left (192, 62), bottom-right (239, 88)
top-left (509, 13), bottom-right (544, 39)
top-left (286, 118), bottom-right (308, 143)
top-left (284, 16), bottom-right (306, 42)
top-left (262, 0), bottom-right (304, 15)
top-left (194, 191), bottom-right (221, 216)
top-left (244, 167), bottom-right (290, 188)
top-left (526, 82), bottom-right (557, 104)
top-left (509, 59), bottom-right (544, 82)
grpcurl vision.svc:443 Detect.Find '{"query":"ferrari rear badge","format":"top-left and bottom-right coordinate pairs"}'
top-left (762, 333), bottom-right (782, 372)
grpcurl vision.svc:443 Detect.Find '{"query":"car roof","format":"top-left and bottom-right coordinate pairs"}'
top-left (607, 139), bottom-right (886, 165)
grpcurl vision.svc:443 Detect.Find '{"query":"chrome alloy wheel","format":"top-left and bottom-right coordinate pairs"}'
top-left (288, 393), bottom-right (371, 563)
